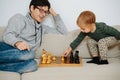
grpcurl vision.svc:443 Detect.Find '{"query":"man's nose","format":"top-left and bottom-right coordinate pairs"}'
top-left (42, 13), bottom-right (46, 17)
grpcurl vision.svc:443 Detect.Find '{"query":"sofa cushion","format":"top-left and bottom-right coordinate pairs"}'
top-left (0, 26), bottom-right (120, 58)
top-left (0, 27), bottom-right (5, 34)
top-left (22, 58), bottom-right (120, 80)
top-left (35, 34), bottom-right (68, 58)
top-left (0, 71), bottom-right (20, 80)
top-left (36, 25), bottom-right (120, 58)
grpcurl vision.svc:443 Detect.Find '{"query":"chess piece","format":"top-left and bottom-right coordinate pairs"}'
top-left (42, 49), bottom-right (47, 55)
top-left (74, 51), bottom-right (80, 64)
top-left (69, 52), bottom-right (74, 63)
top-left (41, 54), bottom-right (47, 64)
top-left (46, 52), bottom-right (52, 64)
top-left (52, 56), bottom-right (57, 63)
top-left (41, 49), bottom-right (47, 64)
top-left (64, 56), bottom-right (67, 63)
top-left (61, 55), bottom-right (65, 63)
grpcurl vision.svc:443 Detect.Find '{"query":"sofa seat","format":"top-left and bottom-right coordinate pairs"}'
top-left (22, 58), bottom-right (120, 80)
top-left (0, 71), bottom-right (20, 80)
top-left (0, 25), bottom-right (120, 80)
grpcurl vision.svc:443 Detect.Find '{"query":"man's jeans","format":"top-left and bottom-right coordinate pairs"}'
top-left (0, 42), bottom-right (38, 74)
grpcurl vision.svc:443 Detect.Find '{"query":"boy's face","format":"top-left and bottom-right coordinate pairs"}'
top-left (30, 5), bottom-right (49, 23)
top-left (78, 23), bottom-right (91, 33)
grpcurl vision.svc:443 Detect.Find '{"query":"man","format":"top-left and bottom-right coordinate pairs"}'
top-left (0, 0), bottom-right (67, 73)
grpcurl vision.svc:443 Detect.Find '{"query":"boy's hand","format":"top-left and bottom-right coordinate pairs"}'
top-left (49, 8), bottom-right (57, 16)
top-left (15, 41), bottom-right (30, 51)
top-left (63, 47), bottom-right (72, 57)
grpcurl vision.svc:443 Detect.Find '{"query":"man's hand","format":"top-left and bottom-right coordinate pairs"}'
top-left (49, 8), bottom-right (57, 16)
top-left (15, 41), bottom-right (30, 51)
top-left (63, 47), bottom-right (72, 57)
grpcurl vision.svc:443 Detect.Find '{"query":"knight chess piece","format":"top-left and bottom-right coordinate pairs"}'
top-left (69, 52), bottom-right (74, 63)
top-left (74, 51), bottom-right (80, 64)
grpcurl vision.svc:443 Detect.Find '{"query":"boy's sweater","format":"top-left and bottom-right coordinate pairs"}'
top-left (70, 22), bottom-right (120, 50)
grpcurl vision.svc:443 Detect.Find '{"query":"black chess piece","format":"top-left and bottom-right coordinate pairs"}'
top-left (64, 56), bottom-right (67, 63)
top-left (69, 52), bottom-right (74, 63)
top-left (74, 51), bottom-right (80, 64)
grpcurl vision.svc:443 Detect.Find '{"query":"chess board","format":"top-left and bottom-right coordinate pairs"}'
top-left (39, 57), bottom-right (82, 67)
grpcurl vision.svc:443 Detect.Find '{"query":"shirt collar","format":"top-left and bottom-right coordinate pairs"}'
top-left (26, 12), bottom-right (42, 29)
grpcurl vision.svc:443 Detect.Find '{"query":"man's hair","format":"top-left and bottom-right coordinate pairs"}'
top-left (29, 0), bottom-right (51, 9)
top-left (77, 10), bottom-right (96, 25)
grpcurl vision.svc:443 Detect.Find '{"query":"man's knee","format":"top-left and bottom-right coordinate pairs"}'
top-left (20, 50), bottom-right (35, 60)
top-left (18, 60), bottom-right (38, 74)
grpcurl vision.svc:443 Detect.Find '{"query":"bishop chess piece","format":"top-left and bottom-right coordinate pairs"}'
top-left (74, 51), bottom-right (80, 64)
top-left (69, 52), bottom-right (74, 63)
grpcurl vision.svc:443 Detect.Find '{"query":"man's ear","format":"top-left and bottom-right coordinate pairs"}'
top-left (30, 5), bottom-right (34, 12)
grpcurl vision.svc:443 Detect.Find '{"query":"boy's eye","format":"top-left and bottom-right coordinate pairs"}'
top-left (81, 28), bottom-right (85, 30)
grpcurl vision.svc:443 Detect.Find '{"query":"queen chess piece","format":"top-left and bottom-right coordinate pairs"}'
top-left (74, 51), bottom-right (80, 64)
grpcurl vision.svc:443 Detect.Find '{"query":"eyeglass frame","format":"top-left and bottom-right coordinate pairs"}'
top-left (36, 7), bottom-right (50, 16)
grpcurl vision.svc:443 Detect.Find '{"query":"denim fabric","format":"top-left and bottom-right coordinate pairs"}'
top-left (0, 42), bottom-right (38, 73)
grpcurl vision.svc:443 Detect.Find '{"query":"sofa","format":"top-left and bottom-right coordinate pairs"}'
top-left (0, 25), bottom-right (120, 80)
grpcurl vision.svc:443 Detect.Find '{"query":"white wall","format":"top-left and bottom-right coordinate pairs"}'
top-left (0, 0), bottom-right (120, 31)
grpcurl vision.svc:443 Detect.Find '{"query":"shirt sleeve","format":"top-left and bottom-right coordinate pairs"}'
top-left (43, 14), bottom-right (68, 35)
top-left (70, 32), bottom-right (86, 50)
top-left (103, 23), bottom-right (120, 40)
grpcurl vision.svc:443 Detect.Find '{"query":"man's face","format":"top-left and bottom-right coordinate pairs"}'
top-left (30, 5), bottom-right (49, 23)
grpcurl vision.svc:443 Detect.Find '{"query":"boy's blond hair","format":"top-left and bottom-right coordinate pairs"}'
top-left (77, 11), bottom-right (96, 25)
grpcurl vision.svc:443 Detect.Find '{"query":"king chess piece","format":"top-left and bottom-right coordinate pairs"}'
top-left (69, 52), bottom-right (74, 63)
top-left (74, 51), bottom-right (80, 64)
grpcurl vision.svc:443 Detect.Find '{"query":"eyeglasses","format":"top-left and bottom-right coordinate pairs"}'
top-left (36, 7), bottom-right (49, 15)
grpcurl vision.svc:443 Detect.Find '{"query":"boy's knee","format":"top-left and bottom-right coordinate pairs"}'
top-left (98, 39), bottom-right (106, 45)
top-left (87, 39), bottom-right (95, 45)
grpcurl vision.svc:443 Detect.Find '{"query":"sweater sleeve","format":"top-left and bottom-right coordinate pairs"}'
top-left (103, 23), bottom-right (120, 40)
top-left (3, 14), bottom-right (25, 46)
top-left (53, 14), bottom-right (68, 34)
top-left (70, 32), bottom-right (86, 50)
top-left (43, 14), bottom-right (68, 35)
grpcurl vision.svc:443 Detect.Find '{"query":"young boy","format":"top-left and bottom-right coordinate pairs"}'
top-left (63, 10), bottom-right (120, 65)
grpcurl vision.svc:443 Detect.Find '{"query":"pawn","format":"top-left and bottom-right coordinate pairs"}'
top-left (69, 52), bottom-right (74, 63)
top-left (64, 56), bottom-right (67, 63)
top-left (52, 56), bottom-right (57, 63)
top-left (74, 51), bottom-right (80, 64)
top-left (61, 55), bottom-right (65, 63)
